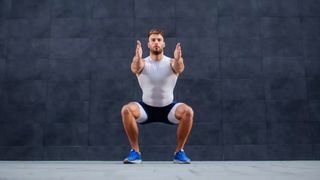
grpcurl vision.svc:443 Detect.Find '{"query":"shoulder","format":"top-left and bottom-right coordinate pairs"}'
top-left (144, 56), bottom-right (150, 62)
top-left (164, 56), bottom-right (174, 63)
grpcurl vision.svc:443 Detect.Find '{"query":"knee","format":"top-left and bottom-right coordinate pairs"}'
top-left (121, 104), bottom-right (131, 117)
top-left (183, 105), bottom-right (194, 119)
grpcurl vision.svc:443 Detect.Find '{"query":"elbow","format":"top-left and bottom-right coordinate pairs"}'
top-left (131, 64), bottom-right (143, 74)
top-left (131, 68), bottom-right (138, 74)
top-left (174, 66), bottom-right (184, 74)
top-left (131, 64), bottom-right (137, 74)
top-left (178, 65), bottom-right (185, 74)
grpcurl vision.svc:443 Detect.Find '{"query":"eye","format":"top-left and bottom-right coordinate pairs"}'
top-left (157, 38), bottom-right (161, 42)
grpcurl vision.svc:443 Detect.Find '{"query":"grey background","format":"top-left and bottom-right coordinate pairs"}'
top-left (0, 0), bottom-right (319, 160)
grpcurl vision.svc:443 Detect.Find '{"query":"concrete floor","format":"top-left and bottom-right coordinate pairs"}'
top-left (0, 161), bottom-right (319, 180)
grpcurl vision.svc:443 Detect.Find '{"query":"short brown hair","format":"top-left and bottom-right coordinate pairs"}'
top-left (148, 28), bottom-right (165, 39)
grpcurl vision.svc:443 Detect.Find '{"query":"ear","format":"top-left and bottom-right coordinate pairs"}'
top-left (147, 41), bottom-right (150, 49)
top-left (163, 41), bottom-right (166, 48)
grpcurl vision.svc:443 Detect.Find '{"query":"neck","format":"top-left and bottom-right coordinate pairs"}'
top-left (149, 52), bottom-right (164, 61)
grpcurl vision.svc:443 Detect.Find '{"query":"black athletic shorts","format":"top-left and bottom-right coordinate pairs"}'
top-left (136, 101), bottom-right (181, 125)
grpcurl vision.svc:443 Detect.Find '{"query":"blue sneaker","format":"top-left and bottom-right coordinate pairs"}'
top-left (123, 149), bottom-right (142, 164)
top-left (173, 149), bottom-right (191, 164)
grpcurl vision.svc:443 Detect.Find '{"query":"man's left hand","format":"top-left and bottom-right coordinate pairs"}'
top-left (174, 43), bottom-right (182, 60)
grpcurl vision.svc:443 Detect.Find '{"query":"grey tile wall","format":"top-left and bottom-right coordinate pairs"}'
top-left (0, 0), bottom-right (319, 160)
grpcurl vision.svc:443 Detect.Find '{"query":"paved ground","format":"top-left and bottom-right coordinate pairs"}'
top-left (0, 161), bottom-right (319, 180)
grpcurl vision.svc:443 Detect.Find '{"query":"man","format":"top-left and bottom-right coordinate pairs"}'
top-left (121, 28), bottom-right (194, 164)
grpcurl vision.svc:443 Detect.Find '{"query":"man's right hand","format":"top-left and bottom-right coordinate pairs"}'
top-left (135, 40), bottom-right (143, 59)
top-left (131, 40), bottom-right (145, 74)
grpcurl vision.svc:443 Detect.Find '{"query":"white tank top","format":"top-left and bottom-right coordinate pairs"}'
top-left (137, 55), bottom-right (178, 107)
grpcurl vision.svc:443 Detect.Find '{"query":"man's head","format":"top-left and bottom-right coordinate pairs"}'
top-left (147, 28), bottom-right (165, 55)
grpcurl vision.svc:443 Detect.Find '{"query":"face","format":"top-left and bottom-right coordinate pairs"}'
top-left (148, 34), bottom-right (165, 55)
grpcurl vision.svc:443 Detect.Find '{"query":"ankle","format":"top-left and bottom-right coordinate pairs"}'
top-left (174, 148), bottom-right (184, 153)
top-left (175, 148), bottom-right (184, 153)
top-left (132, 148), bottom-right (141, 154)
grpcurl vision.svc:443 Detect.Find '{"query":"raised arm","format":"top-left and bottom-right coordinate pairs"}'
top-left (131, 40), bottom-right (145, 75)
top-left (171, 42), bottom-right (185, 74)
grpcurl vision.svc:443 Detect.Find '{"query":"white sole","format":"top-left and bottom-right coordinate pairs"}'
top-left (173, 159), bottom-right (191, 164)
top-left (123, 159), bottom-right (142, 164)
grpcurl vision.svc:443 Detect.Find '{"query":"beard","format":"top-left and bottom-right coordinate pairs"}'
top-left (151, 48), bottom-right (163, 55)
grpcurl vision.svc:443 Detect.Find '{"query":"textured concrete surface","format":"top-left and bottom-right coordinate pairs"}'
top-left (0, 161), bottom-right (320, 180)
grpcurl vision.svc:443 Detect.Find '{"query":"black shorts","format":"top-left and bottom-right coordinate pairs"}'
top-left (135, 101), bottom-right (181, 125)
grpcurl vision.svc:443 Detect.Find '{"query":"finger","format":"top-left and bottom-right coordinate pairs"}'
top-left (137, 40), bottom-right (141, 47)
top-left (176, 42), bottom-right (181, 49)
top-left (136, 45), bottom-right (141, 52)
top-left (136, 46), bottom-right (142, 56)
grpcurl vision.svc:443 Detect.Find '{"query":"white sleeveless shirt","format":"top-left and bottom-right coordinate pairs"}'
top-left (137, 56), bottom-right (178, 107)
